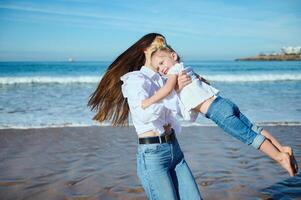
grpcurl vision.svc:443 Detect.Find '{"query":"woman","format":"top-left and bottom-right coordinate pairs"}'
top-left (88, 33), bottom-right (203, 199)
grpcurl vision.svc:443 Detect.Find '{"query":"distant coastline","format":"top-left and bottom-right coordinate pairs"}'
top-left (236, 46), bottom-right (301, 61)
top-left (235, 54), bottom-right (301, 61)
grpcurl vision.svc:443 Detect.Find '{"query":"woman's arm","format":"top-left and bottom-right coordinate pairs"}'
top-left (194, 72), bottom-right (210, 85)
top-left (141, 75), bottom-right (178, 109)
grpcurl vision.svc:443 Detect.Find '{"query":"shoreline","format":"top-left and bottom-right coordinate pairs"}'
top-left (1, 121), bottom-right (301, 130)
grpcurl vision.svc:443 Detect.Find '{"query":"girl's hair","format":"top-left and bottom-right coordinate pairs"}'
top-left (87, 33), bottom-right (165, 126)
top-left (151, 45), bottom-right (181, 62)
top-left (152, 46), bottom-right (212, 85)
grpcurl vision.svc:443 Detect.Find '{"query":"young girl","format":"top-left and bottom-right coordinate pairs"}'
top-left (141, 46), bottom-right (298, 177)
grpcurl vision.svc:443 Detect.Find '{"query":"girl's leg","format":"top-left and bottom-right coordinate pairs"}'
top-left (205, 97), bottom-right (297, 176)
top-left (205, 97), bottom-right (264, 148)
top-left (237, 111), bottom-right (263, 134)
top-left (259, 139), bottom-right (296, 176)
top-left (238, 111), bottom-right (285, 151)
top-left (238, 107), bottom-right (298, 173)
top-left (260, 129), bottom-right (298, 174)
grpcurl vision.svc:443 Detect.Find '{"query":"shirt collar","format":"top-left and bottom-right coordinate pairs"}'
top-left (140, 66), bottom-right (160, 80)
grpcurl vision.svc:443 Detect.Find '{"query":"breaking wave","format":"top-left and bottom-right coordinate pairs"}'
top-left (1, 73), bottom-right (301, 85)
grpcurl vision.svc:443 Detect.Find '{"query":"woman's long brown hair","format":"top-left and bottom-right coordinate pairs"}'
top-left (88, 33), bottom-right (164, 126)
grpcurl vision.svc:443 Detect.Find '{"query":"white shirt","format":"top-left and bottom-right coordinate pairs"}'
top-left (168, 62), bottom-right (219, 112)
top-left (120, 66), bottom-right (184, 136)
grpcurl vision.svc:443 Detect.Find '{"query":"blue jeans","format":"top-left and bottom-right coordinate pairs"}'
top-left (137, 138), bottom-right (202, 200)
top-left (206, 96), bottom-right (266, 149)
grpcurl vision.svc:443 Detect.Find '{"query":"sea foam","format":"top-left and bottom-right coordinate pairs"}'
top-left (1, 121), bottom-right (300, 129)
top-left (1, 73), bottom-right (301, 84)
top-left (206, 73), bottom-right (301, 82)
top-left (0, 76), bottom-right (102, 84)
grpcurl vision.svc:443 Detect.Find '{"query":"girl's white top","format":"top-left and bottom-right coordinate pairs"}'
top-left (121, 66), bottom-right (197, 136)
top-left (168, 62), bottom-right (219, 113)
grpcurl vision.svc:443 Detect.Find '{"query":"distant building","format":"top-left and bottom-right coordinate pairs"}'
top-left (281, 46), bottom-right (301, 55)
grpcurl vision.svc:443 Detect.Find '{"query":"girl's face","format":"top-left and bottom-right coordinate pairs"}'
top-left (151, 51), bottom-right (178, 75)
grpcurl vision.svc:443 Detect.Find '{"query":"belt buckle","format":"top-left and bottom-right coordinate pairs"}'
top-left (163, 134), bottom-right (170, 143)
top-left (158, 136), bottom-right (162, 143)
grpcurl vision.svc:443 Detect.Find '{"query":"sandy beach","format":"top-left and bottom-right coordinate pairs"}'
top-left (0, 126), bottom-right (300, 200)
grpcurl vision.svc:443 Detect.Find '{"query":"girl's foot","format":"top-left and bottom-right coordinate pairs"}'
top-left (277, 152), bottom-right (296, 177)
top-left (281, 146), bottom-right (299, 175)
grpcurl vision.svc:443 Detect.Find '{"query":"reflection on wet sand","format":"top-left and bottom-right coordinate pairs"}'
top-left (0, 126), bottom-right (300, 200)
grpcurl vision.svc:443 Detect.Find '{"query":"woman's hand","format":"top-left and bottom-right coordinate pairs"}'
top-left (141, 99), bottom-right (150, 109)
top-left (144, 36), bottom-right (166, 67)
top-left (144, 46), bottom-right (156, 67)
top-left (163, 123), bottom-right (172, 134)
top-left (175, 70), bottom-right (192, 92)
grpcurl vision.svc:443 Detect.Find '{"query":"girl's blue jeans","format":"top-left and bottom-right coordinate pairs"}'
top-left (206, 96), bottom-right (266, 149)
top-left (137, 138), bottom-right (202, 200)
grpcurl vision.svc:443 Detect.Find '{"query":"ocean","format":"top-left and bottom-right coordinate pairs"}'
top-left (1, 61), bottom-right (301, 129)
top-left (1, 61), bottom-right (301, 200)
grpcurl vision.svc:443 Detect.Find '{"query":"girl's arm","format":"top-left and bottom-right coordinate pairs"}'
top-left (121, 72), bottom-right (167, 123)
top-left (141, 75), bottom-right (178, 109)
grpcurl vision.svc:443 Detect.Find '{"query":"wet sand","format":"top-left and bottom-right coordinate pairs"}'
top-left (0, 126), bottom-right (300, 200)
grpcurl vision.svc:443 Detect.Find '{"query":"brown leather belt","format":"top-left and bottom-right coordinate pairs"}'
top-left (138, 129), bottom-right (176, 144)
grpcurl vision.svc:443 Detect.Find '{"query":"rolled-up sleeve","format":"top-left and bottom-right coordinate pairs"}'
top-left (121, 72), bottom-right (166, 123)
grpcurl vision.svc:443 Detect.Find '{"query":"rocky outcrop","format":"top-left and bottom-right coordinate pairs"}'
top-left (235, 54), bottom-right (301, 61)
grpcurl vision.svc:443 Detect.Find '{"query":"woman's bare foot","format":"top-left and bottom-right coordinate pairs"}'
top-left (281, 146), bottom-right (299, 174)
top-left (277, 152), bottom-right (296, 177)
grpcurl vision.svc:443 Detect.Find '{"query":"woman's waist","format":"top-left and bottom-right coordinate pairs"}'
top-left (138, 130), bottom-right (162, 138)
top-left (138, 127), bottom-right (174, 138)
top-left (132, 118), bottom-right (180, 136)
top-left (134, 122), bottom-right (168, 135)
top-left (138, 128), bottom-right (176, 146)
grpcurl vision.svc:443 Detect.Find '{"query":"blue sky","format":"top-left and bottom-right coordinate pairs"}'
top-left (0, 0), bottom-right (300, 61)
